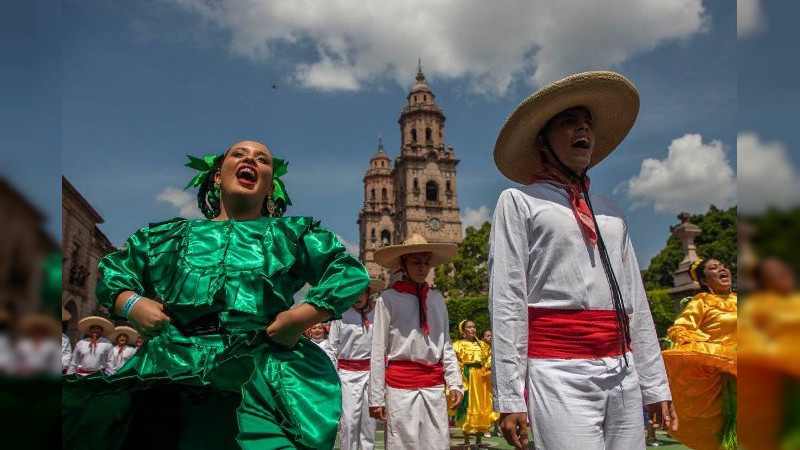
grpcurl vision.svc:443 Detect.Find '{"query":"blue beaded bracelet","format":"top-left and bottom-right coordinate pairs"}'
top-left (122, 294), bottom-right (142, 318)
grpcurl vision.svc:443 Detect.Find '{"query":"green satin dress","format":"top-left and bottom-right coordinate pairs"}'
top-left (62, 217), bottom-right (370, 450)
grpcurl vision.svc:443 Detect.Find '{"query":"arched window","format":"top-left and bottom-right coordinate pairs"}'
top-left (426, 181), bottom-right (438, 202)
top-left (413, 178), bottom-right (419, 190)
top-left (425, 128), bottom-right (432, 141)
top-left (381, 188), bottom-right (387, 201)
top-left (371, 228), bottom-right (376, 239)
top-left (380, 230), bottom-right (391, 246)
top-left (411, 129), bottom-right (417, 142)
top-left (423, 95), bottom-right (427, 102)
top-left (370, 188), bottom-right (375, 201)
top-left (446, 180), bottom-right (451, 192)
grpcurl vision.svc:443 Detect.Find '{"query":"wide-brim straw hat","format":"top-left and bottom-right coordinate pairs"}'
top-left (373, 233), bottom-right (457, 272)
top-left (62, 307), bottom-right (72, 322)
top-left (367, 277), bottom-right (386, 295)
top-left (77, 316), bottom-right (114, 337)
top-left (494, 71), bottom-right (640, 184)
top-left (109, 325), bottom-right (139, 343)
top-left (19, 314), bottom-right (62, 338)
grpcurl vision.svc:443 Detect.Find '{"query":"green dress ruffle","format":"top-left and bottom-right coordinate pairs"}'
top-left (62, 217), bottom-right (370, 450)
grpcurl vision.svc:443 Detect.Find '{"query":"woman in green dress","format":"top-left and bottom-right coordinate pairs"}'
top-left (62, 140), bottom-right (370, 450)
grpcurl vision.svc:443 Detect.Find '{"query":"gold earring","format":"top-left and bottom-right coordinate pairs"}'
top-left (267, 196), bottom-right (276, 217)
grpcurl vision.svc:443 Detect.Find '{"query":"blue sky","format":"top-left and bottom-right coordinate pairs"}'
top-left (55, 0), bottom-right (742, 268)
top-left (7, 0), bottom-right (768, 269)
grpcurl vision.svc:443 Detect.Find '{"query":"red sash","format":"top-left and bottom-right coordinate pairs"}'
top-left (75, 367), bottom-right (99, 376)
top-left (528, 308), bottom-right (630, 359)
top-left (338, 359), bottom-right (370, 371)
top-left (385, 359), bottom-right (444, 389)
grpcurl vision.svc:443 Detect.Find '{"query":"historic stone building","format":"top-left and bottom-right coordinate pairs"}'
top-left (0, 179), bottom-right (58, 317)
top-left (358, 65), bottom-right (462, 283)
top-left (62, 176), bottom-right (116, 340)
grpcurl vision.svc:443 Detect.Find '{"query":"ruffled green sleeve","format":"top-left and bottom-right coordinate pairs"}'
top-left (294, 221), bottom-right (370, 319)
top-left (96, 226), bottom-right (150, 318)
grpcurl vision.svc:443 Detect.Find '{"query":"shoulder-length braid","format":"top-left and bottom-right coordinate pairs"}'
top-left (195, 155), bottom-right (274, 219)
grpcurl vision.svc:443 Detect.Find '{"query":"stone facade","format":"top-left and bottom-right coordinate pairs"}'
top-left (0, 179), bottom-right (58, 317)
top-left (358, 65), bottom-right (462, 284)
top-left (61, 176), bottom-right (115, 340)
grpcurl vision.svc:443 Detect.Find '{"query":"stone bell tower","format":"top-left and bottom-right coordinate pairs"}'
top-left (358, 61), bottom-right (463, 283)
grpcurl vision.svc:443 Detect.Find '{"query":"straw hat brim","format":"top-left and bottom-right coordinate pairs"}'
top-left (109, 326), bottom-right (139, 343)
top-left (494, 71), bottom-right (640, 184)
top-left (77, 316), bottom-right (114, 337)
top-left (374, 242), bottom-right (458, 272)
top-left (19, 315), bottom-right (62, 338)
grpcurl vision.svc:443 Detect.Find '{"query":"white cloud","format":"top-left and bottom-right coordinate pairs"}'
top-left (156, 186), bottom-right (205, 218)
top-left (738, 0), bottom-right (767, 38)
top-left (461, 205), bottom-right (490, 235)
top-left (169, 0), bottom-right (708, 95)
top-left (738, 133), bottom-right (800, 214)
top-left (623, 133), bottom-right (736, 214)
top-left (336, 234), bottom-right (360, 257)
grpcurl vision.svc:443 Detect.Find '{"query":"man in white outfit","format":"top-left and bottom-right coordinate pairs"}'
top-left (329, 277), bottom-right (384, 450)
top-left (369, 234), bottom-right (464, 449)
top-left (104, 326), bottom-right (139, 375)
top-left (67, 316), bottom-right (114, 376)
top-left (489, 71), bottom-right (678, 449)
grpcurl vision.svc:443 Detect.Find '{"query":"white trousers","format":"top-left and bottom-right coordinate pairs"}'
top-left (527, 353), bottom-right (645, 450)
top-left (385, 385), bottom-right (449, 449)
top-left (339, 369), bottom-right (377, 450)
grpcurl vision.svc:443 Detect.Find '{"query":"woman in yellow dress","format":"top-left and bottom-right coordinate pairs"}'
top-left (662, 258), bottom-right (737, 450)
top-left (452, 320), bottom-right (499, 447)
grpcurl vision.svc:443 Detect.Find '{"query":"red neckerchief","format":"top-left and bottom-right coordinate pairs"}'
top-left (529, 154), bottom-right (597, 246)
top-left (392, 280), bottom-right (430, 335)
top-left (357, 306), bottom-right (372, 329)
top-left (89, 335), bottom-right (99, 354)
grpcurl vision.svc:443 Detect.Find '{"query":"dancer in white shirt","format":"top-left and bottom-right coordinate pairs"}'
top-left (308, 322), bottom-right (335, 365)
top-left (369, 234), bottom-right (463, 449)
top-left (329, 277), bottom-right (384, 450)
top-left (67, 316), bottom-right (113, 376)
top-left (489, 71), bottom-right (677, 449)
top-left (62, 308), bottom-right (72, 374)
top-left (105, 326), bottom-right (139, 375)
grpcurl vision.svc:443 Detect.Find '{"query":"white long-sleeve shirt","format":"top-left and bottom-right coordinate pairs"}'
top-left (369, 287), bottom-right (463, 407)
top-left (15, 338), bottom-right (62, 376)
top-left (61, 333), bottom-right (72, 371)
top-left (489, 184), bottom-right (671, 413)
top-left (329, 307), bottom-right (374, 362)
top-left (67, 337), bottom-right (112, 375)
top-left (104, 345), bottom-right (137, 375)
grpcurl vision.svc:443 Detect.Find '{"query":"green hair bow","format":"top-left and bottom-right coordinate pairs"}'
top-left (184, 153), bottom-right (292, 218)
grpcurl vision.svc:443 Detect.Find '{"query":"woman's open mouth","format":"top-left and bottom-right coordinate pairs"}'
top-left (236, 164), bottom-right (258, 188)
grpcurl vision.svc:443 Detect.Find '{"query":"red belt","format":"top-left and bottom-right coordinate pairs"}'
top-left (386, 360), bottom-right (444, 389)
top-left (338, 358), bottom-right (370, 371)
top-left (528, 308), bottom-right (630, 359)
top-left (75, 367), bottom-right (99, 375)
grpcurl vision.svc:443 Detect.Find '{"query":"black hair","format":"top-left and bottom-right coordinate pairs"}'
top-left (693, 259), bottom-right (712, 292)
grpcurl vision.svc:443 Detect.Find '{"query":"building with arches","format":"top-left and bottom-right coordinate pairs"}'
top-left (357, 63), bottom-right (462, 284)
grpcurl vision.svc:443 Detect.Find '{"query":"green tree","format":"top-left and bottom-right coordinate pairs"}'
top-left (445, 296), bottom-right (491, 341)
top-left (642, 206), bottom-right (738, 290)
top-left (748, 207), bottom-right (800, 276)
top-left (647, 288), bottom-right (676, 338)
top-left (435, 222), bottom-right (491, 298)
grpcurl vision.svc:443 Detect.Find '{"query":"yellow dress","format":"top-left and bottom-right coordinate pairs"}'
top-left (662, 292), bottom-right (737, 450)
top-left (452, 339), bottom-right (500, 435)
top-left (738, 292), bottom-right (800, 450)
